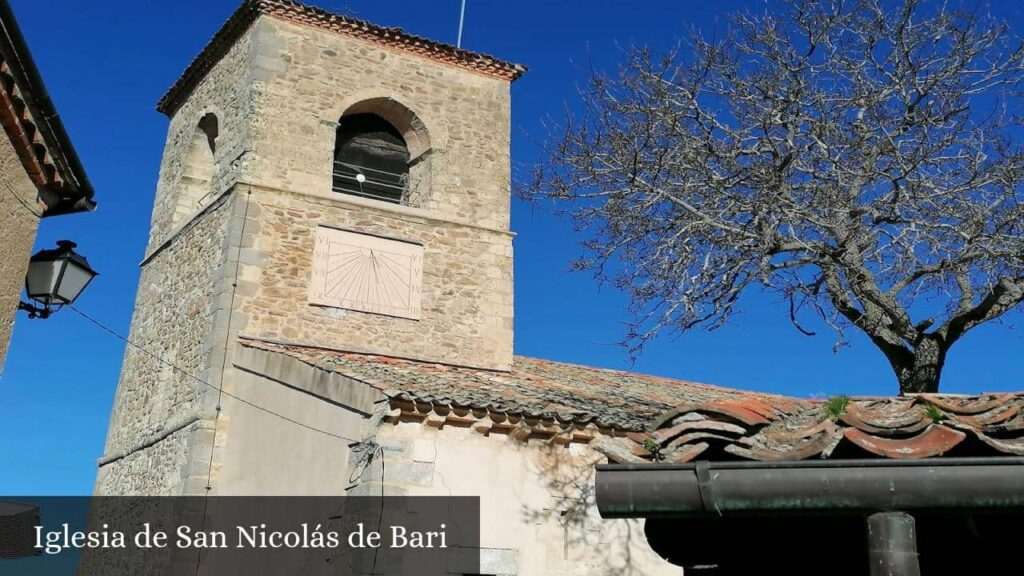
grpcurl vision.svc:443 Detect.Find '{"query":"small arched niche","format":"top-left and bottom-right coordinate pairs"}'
top-left (332, 98), bottom-right (431, 206)
top-left (174, 113), bottom-right (218, 224)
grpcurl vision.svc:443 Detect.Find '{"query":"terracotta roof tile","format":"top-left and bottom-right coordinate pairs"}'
top-left (653, 420), bottom-right (747, 444)
top-left (158, 0), bottom-right (526, 115)
top-left (615, 393), bottom-right (1024, 464)
top-left (916, 393), bottom-right (1016, 415)
top-left (950, 404), bottom-right (1020, 428)
top-left (843, 425), bottom-right (966, 459)
top-left (0, 9), bottom-right (95, 212)
top-left (239, 338), bottom-right (1024, 463)
top-left (702, 398), bottom-right (775, 426)
top-left (725, 421), bottom-right (843, 462)
top-left (974, 431), bottom-right (1024, 456)
top-left (239, 338), bottom-right (791, 431)
top-left (667, 442), bottom-right (710, 463)
top-left (837, 400), bottom-right (931, 436)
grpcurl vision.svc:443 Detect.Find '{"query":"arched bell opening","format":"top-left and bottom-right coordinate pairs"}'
top-left (332, 98), bottom-right (432, 206)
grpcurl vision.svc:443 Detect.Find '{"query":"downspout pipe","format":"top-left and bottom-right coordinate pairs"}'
top-left (867, 511), bottom-right (920, 576)
top-left (596, 457), bottom-right (1024, 519)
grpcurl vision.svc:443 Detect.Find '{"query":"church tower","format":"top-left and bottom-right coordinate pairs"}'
top-left (96, 0), bottom-right (524, 496)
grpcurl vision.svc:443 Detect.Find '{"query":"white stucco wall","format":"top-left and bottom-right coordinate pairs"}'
top-left (211, 346), bottom-right (679, 575)
top-left (214, 368), bottom-right (366, 495)
top-left (372, 422), bottom-right (680, 576)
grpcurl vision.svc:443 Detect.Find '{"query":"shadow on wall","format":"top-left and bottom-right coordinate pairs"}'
top-left (522, 443), bottom-right (658, 576)
top-left (174, 113), bottom-right (219, 225)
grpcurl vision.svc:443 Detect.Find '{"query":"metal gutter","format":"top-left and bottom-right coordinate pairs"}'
top-left (595, 457), bottom-right (1024, 518)
top-left (0, 0), bottom-right (95, 215)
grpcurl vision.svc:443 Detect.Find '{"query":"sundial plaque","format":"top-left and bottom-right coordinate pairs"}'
top-left (309, 227), bottom-right (423, 320)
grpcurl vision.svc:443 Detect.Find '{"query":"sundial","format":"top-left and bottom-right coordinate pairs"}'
top-left (309, 227), bottom-right (423, 320)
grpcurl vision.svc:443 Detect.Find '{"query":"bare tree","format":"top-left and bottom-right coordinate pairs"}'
top-left (527, 0), bottom-right (1024, 394)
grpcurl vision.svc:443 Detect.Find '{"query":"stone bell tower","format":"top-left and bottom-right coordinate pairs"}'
top-left (96, 0), bottom-right (524, 496)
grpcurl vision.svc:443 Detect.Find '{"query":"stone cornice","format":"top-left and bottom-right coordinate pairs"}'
top-left (157, 0), bottom-right (526, 117)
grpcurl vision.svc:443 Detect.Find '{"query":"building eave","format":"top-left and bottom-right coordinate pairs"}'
top-left (156, 0), bottom-right (528, 118)
top-left (0, 0), bottom-right (95, 217)
top-left (237, 336), bottom-right (786, 433)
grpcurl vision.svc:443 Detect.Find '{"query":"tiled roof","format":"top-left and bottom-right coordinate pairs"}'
top-left (0, 0), bottom-right (95, 214)
top-left (157, 0), bottom-right (527, 116)
top-left (239, 339), bottom-right (1024, 461)
top-left (613, 394), bottom-right (1024, 463)
top-left (239, 338), bottom-right (787, 431)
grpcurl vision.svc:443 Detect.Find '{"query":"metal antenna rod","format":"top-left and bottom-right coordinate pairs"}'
top-left (457, 0), bottom-right (467, 48)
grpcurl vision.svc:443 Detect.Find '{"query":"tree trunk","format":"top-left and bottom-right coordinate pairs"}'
top-left (891, 334), bottom-right (947, 394)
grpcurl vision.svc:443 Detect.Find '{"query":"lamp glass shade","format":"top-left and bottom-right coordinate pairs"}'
top-left (24, 240), bottom-right (98, 307)
top-left (25, 260), bottom-right (64, 305)
top-left (54, 260), bottom-right (97, 304)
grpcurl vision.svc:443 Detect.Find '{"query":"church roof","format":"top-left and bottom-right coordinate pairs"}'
top-left (240, 338), bottom-right (1024, 463)
top-left (157, 0), bottom-right (527, 116)
top-left (612, 393), bottom-right (1024, 463)
top-left (238, 337), bottom-right (790, 431)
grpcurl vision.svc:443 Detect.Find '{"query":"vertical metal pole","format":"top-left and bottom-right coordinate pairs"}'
top-left (867, 512), bottom-right (921, 576)
top-left (457, 0), bottom-right (467, 48)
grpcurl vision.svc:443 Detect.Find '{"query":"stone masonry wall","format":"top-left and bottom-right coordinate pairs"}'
top-left (97, 10), bottom-right (519, 493)
top-left (93, 424), bottom-right (201, 497)
top-left (0, 135), bottom-right (41, 376)
top-left (239, 15), bottom-right (512, 228)
top-left (244, 17), bottom-right (514, 231)
top-left (224, 15), bottom-right (516, 370)
top-left (97, 20), bottom-right (262, 495)
top-left (236, 186), bottom-right (514, 370)
top-left (147, 21), bottom-right (256, 247)
top-left (95, 195), bottom-right (233, 495)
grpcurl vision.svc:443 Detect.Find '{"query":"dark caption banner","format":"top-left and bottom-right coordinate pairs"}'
top-left (0, 496), bottom-right (480, 575)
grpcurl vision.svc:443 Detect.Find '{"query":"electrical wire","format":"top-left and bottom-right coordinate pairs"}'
top-left (72, 296), bottom-right (367, 574)
top-left (65, 190), bottom-right (393, 574)
top-left (68, 304), bottom-right (361, 445)
top-left (3, 178), bottom-right (42, 219)
top-left (370, 446), bottom-right (384, 575)
top-left (206, 190), bottom-right (252, 491)
top-left (192, 190), bottom-right (254, 575)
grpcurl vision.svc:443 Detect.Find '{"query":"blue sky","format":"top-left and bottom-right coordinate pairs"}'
top-left (1, 0), bottom-right (1022, 495)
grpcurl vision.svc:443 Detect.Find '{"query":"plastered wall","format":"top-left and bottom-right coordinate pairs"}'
top-left (0, 135), bottom-right (41, 376)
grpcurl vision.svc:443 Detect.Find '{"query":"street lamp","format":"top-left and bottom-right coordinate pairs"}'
top-left (18, 240), bottom-right (97, 319)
